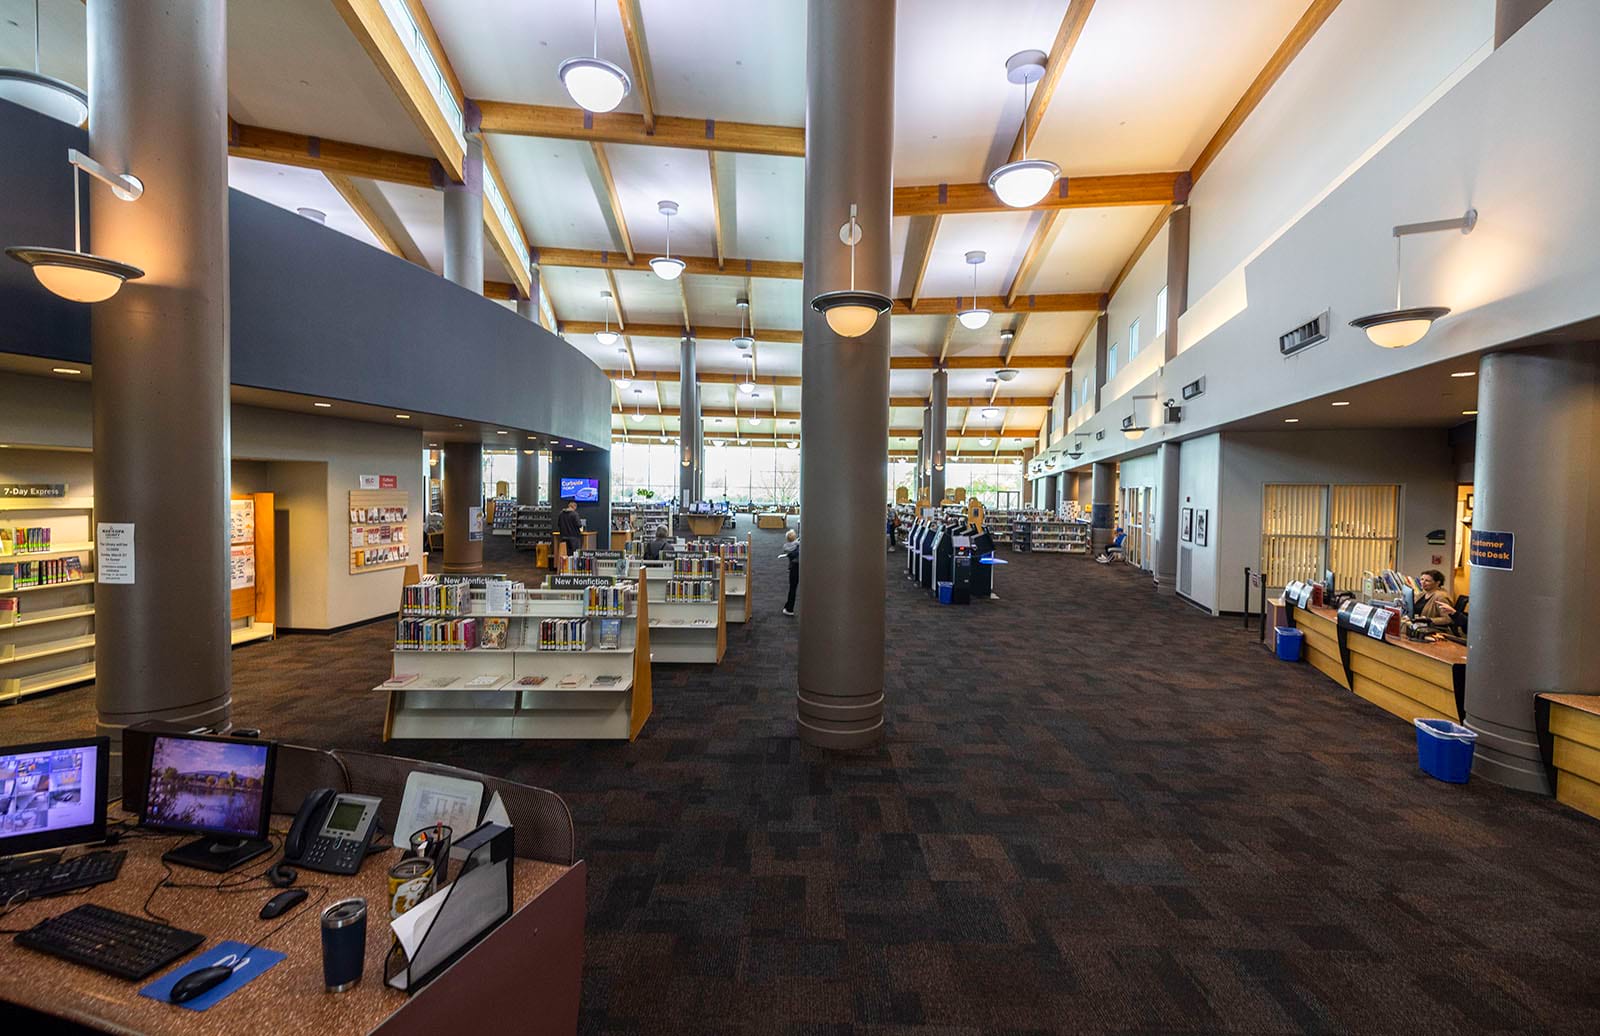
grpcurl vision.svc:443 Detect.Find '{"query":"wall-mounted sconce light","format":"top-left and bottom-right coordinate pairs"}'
top-left (1349, 209), bottom-right (1476, 348)
top-left (1163, 398), bottom-right (1182, 424)
top-left (1122, 394), bottom-right (1159, 441)
top-left (810, 203), bottom-right (892, 338)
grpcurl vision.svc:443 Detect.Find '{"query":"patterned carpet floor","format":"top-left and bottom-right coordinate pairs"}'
top-left (9, 527), bottom-right (1600, 1034)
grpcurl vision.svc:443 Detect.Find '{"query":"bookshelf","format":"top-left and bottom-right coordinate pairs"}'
top-left (513, 504), bottom-right (552, 552)
top-left (632, 557), bottom-right (727, 663)
top-left (488, 495), bottom-right (517, 536)
top-left (1, 497), bottom-right (96, 703)
top-left (680, 535), bottom-right (752, 623)
top-left (986, 510), bottom-right (1013, 547)
top-left (630, 503), bottom-right (673, 538)
top-left (348, 489), bottom-right (411, 574)
top-left (379, 571), bottom-right (653, 741)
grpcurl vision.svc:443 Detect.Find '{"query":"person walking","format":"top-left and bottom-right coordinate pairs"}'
top-left (781, 529), bottom-right (800, 616)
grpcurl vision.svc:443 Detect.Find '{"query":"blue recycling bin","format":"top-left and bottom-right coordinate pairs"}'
top-left (1274, 626), bottom-right (1304, 661)
top-left (1414, 718), bottom-right (1478, 783)
top-left (937, 581), bottom-right (953, 604)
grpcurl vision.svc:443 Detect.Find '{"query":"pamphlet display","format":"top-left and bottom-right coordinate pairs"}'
top-left (349, 489), bottom-right (412, 574)
top-left (230, 492), bottom-right (276, 646)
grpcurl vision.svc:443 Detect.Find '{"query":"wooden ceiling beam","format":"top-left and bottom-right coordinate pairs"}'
top-left (606, 369), bottom-right (802, 387)
top-left (228, 121), bottom-right (441, 189)
top-left (531, 246), bottom-right (801, 280)
top-left (322, 172), bottom-right (425, 266)
top-left (936, 317), bottom-right (957, 365)
top-left (1002, 315), bottom-right (1029, 366)
top-left (1008, 0), bottom-right (1097, 164)
top-left (1190, 0), bottom-right (1344, 184)
top-left (891, 395), bottom-right (1051, 408)
top-left (1107, 204), bottom-right (1173, 300)
top-left (892, 172), bottom-right (1184, 217)
top-left (1005, 212), bottom-right (1060, 306)
top-left (589, 143), bottom-right (636, 263)
top-left (615, 0), bottom-right (658, 134)
top-left (476, 101), bottom-right (805, 157)
top-left (567, 320), bottom-right (801, 343)
top-left (893, 292), bottom-right (1100, 315)
top-left (708, 152), bottom-right (728, 269)
top-left (904, 214), bottom-right (942, 307)
top-left (892, 354), bottom-right (1069, 371)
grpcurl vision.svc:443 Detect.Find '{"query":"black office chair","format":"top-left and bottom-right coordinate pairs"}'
top-left (1451, 593), bottom-right (1469, 635)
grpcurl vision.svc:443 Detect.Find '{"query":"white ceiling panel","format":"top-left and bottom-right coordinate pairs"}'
top-left (370, 181), bottom-right (445, 273)
top-left (752, 342), bottom-right (801, 379)
top-left (608, 144), bottom-right (717, 258)
top-left (615, 269), bottom-right (689, 327)
top-left (638, 0), bottom-right (805, 124)
top-left (684, 274), bottom-right (751, 328)
top-left (1029, 205), bottom-right (1167, 294)
top-left (890, 315), bottom-right (949, 356)
top-left (542, 266), bottom-right (612, 323)
top-left (724, 153), bottom-right (805, 260)
top-left (0, 0), bottom-right (84, 87)
top-left (1011, 311), bottom-right (1097, 357)
top-left (919, 210), bottom-right (1039, 298)
top-left (226, 157), bottom-right (384, 252)
top-left (491, 136), bottom-right (621, 253)
top-left (749, 279), bottom-right (803, 332)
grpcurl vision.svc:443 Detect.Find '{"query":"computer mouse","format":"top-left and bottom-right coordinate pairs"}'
top-left (169, 964), bottom-right (234, 1004)
top-left (259, 888), bottom-right (308, 919)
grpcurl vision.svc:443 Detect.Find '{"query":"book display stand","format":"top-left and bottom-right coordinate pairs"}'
top-left (0, 496), bottom-right (96, 703)
top-left (631, 557), bottom-right (726, 663)
top-left (379, 571), bottom-right (653, 741)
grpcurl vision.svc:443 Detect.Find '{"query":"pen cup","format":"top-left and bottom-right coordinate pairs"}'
top-left (408, 825), bottom-right (453, 888)
top-left (320, 898), bottom-right (368, 993)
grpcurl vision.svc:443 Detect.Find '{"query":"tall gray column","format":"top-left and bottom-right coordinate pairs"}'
top-left (1153, 441), bottom-right (1181, 592)
top-left (90, 0), bottom-right (231, 769)
top-left (1091, 461), bottom-right (1115, 551)
top-left (1093, 317), bottom-right (1109, 411)
top-left (516, 449), bottom-right (538, 504)
top-left (515, 297), bottom-right (536, 322)
top-left (797, 0), bottom-right (893, 750)
top-left (678, 336), bottom-right (700, 503)
top-left (1164, 206), bottom-right (1190, 362)
top-left (920, 405), bottom-right (932, 504)
top-left (1465, 343), bottom-right (1600, 792)
top-left (441, 441), bottom-right (483, 573)
top-left (929, 369), bottom-right (948, 506)
top-left (1495, 0), bottom-right (1553, 46)
top-left (1043, 474), bottom-right (1058, 512)
top-left (443, 136), bottom-right (483, 292)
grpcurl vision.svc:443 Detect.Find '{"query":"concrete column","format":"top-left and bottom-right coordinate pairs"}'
top-left (1093, 317), bottom-right (1109, 411)
top-left (920, 405), bottom-right (932, 503)
top-left (441, 441), bottom-right (483, 572)
top-left (929, 368), bottom-right (948, 506)
top-left (797, 0), bottom-right (894, 750)
top-left (1495, 0), bottom-right (1553, 46)
top-left (89, 0), bottom-right (231, 767)
top-left (678, 336), bottom-right (700, 503)
top-left (1091, 461), bottom-right (1115, 551)
top-left (1043, 474), bottom-right (1058, 512)
top-left (1464, 343), bottom-right (1600, 792)
top-left (1019, 448), bottom-right (1034, 510)
top-left (1154, 441), bottom-right (1181, 592)
top-left (515, 297), bottom-right (536, 322)
top-left (516, 449), bottom-right (538, 505)
top-left (1164, 206), bottom-right (1190, 362)
top-left (442, 136), bottom-right (484, 293)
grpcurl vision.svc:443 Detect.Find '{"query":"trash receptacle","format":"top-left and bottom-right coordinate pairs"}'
top-left (1414, 718), bottom-right (1477, 783)
top-left (937, 581), bottom-right (953, 604)
top-left (1274, 626), bottom-right (1303, 661)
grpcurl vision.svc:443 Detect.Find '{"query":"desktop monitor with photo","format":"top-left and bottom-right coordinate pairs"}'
top-left (0, 736), bottom-right (109, 861)
top-left (142, 732), bottom-right (277, 872)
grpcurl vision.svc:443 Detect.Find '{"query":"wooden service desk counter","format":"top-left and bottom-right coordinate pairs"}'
top-left (1536, 694), bottom-right (1600, 822)
top-left (681, 513), bottom-right (728, 537)
top-left (1287, 599), bottom-right (1466, 725)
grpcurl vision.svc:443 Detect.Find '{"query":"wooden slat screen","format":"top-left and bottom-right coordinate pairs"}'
top-left (1261, 484), bottom-right (1327, 587)
top-left (1329, 484), bottom-right (1399, 580)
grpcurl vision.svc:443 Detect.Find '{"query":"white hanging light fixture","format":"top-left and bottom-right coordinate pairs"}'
top-left (595, 289), bottom-right (620, 346)
top-left (630, 388), bottom-right (645, 422)
top-left (980, 436), bottom-right (994, 447)
top-left (731, 296), bottom-right (754, 350)
top-left (7, 148), bottom-right (144, 304)
top-left (0, 1), bottom-right (87, 127)
top-left (957, 251), bottom-right (991, 330)
top-left (981, 406), bottom-right (999, 420)
top-left (558, 0), bottom-right (632, 114)
top-left (1349, 209), bottom-right (1476, 349)
top-left (809, 203), bottom-right (892, 338)
top-left (987, 50), bottom-right (1062, 209)
top-left (739, 357), bottom-right (757, 394)
top-left (649, 201), bottom-right (686, 280)
top-left (786, 437), bottom-right (799, 450)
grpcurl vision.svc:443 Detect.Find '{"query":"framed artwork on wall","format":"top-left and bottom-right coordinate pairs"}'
top-left (1180, 506), bottom-right (1193, 543)
top-left (1195, 509), bottom-right (1209, 547)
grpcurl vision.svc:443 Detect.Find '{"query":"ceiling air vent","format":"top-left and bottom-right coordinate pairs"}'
top-left (1279, 310), bottom-right (1329, 356)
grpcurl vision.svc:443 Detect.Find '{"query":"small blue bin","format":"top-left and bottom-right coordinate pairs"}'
top-left (1274, 626), bottom-right (1303, 661)
top-left (1415, 718), bottom-right (1478, 783)
top-left (937, 581), bottom-right (953, 604)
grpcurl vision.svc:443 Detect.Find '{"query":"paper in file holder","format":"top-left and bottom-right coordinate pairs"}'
top-left (384, 822), bottom-right (514, 993)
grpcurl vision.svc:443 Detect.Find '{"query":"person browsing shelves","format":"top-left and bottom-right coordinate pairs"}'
top-left (643, 525), bottom-right (671, 560)
top-left (780, 529), bottom-right (799, 616)
top-left (557, 500), bottom-right (583, 558)
top-left (1415, 569), bottom-right (1457, 627)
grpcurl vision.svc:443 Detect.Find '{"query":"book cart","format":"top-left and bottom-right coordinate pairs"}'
top-left (378, 569), bottom-right (653, 741)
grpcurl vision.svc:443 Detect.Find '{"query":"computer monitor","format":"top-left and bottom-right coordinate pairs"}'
top-left (141, 732), bottom-right (276, 872)
top-left (1324, 569), bottom-right (1336, 597)
top-left (1401, 584), bottom-right (1416, 618)
top-left (0, 736), bottom-right (108, 862)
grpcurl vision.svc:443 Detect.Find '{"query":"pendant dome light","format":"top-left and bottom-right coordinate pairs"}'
top-left (987, 51), bottom-right (1061, 209)
top-left (649, 201), bottom-right (686, 280)
top-left (809, 204), bottom-right (892, 338)
top-left (731, 296), bottom-right (754, 350)
top-left (7, 149), bottom-right (144, 304)
top-left (558, 0), bottom-right (632, 114)
top-left (0, 1), bottom-right (88, 127)
top-left (957, 251), bottom-right (991, 330)
top-left (630, 388), bottom-right (645, 422)
top-left (595, 289), bottom-right (620, 346)
top-left (786, 437), bottom-right (799, 450)
top-left (738, 357), bottom-right (757, 394)
top-left (1349, 209), bottom-right (1476, 349)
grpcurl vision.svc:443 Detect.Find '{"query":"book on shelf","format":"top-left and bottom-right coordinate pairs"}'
top-left (596, 618), bottom-right (621, 650)
top-left (422, 676), bottom-right (460, 689)
top-left (556, 673), bottom-right (584, 689)
top-left (516, 674), bottom-right (549, 687)
top-left (462, 674), bottom-right (507, 690)
top-left (480, 617), bottom-right (509, 649)
top-left (0, 597), bottom-right (16, 626)
top-left (380, 673), bottom-right (420, 689)
top-left (590, 675), bottom-right (623, 689)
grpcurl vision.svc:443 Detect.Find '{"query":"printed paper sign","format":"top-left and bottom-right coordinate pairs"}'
top-left (1367, 609), bottom-right (1392, 639)
top-left (230, 544), bottom-right (255, 591)
top-left (1469, 529), bottom-right (1514, 571)
top-left (360, 475), bottom-right (379, 490)
top-left (1349, 603), bottom-right (1373, 628)
top-left (379, 474), bottom-right (399, 489)
top-left (468, 506), bottom-right (484, 542)
top-left (96, 523), bottom-right (135, 584)
top-left (229, 498), bottom-right (254, 545)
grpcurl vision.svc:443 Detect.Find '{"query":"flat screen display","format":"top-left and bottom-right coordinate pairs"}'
top-left (1, 737), bottom-right (106, 856)
top-left (143, 735), bottom-right (273, 840)
top-left (560, 477), bottom-right (599, 502)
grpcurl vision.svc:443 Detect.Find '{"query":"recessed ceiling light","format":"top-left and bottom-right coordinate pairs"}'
top-left (1330, 401), bottom-right (1351, 407)
top-left (1462, 409), bottom-right (1478, 416)
top-left (1283, 418), bottom-right (1299, 423)
top-left (1450, 370), bottom-right (1476, 378)
top-left (313, 401), bottom-right (332, 408)
top-left (395, 413), bottom-right (410, 419)
top-left (496, 430), bottom-right (507, 435)
top-left (51, 367), bottom-right (82, 375)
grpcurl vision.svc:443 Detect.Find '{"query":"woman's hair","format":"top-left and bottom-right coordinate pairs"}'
top-left (1421, 569), bottom-right (1445, 584)
top-left (654, 526), bottom-right (669, 539)
top-left (785, 529), bottom-right (798, 541)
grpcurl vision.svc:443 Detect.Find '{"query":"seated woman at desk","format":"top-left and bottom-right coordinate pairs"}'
top-left (1415, 569), bottom-right (1458, 627)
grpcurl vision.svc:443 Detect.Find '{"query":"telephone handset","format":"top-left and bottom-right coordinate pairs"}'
top-left (282, 788), bottom-right (384, 875)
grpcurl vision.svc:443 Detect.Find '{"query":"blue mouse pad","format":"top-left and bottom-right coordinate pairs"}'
top-left (138, 941), bottom-right (286, 1011)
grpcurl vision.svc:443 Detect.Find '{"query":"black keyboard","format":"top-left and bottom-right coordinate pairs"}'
top-left (0, 850), bottom-right (125, 904)
top-left (14, 903), bottom-right (205, 980)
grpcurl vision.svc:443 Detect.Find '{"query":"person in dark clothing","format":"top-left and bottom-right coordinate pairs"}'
top-left (557, 500), bottom-right (583, 559)
top-left (643, 525), bottom-right (671, 560)
top-left (886, 508), bottom-right (897, 550)
top-left (781, 529), bottom-right (799, 616)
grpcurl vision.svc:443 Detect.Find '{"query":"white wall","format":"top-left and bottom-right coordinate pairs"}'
top-left (1176, 434), bottom-right (1222, 610)
top-left (1187, 0), bottom-right (1494, 303)
top-left (1212, 429), bottom-right (1458, 614)
top-left (1103, 222), bottom-right (1169, 404)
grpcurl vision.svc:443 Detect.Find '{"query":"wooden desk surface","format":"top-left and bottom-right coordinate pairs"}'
top-left (1298, 602), bottom-right (1468, 666)
top-left (0, 817), bottom-right (576, 1035)
top-left (1540, 692), bottom-right (1600, 717)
